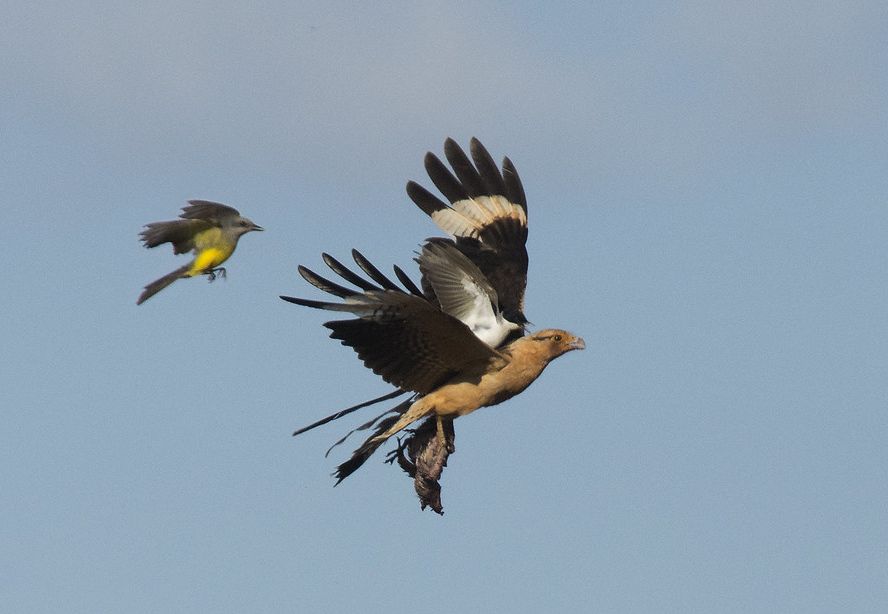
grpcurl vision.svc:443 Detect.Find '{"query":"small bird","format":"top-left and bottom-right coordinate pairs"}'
top-left (283, 138), bottom-right (584, 510)
top-left (137, 200), bottom-right (263, 305)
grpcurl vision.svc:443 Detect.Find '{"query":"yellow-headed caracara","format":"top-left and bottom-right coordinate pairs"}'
top-left (282, 138), bottom-right (584, 513)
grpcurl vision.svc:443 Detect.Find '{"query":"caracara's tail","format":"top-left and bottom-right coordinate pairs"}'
top-left (292, 389), bottom-right (406, 437)
top-left (334, 401), bottom-right (413, 484)
top-left (137, 264), bottom-right (190, 305)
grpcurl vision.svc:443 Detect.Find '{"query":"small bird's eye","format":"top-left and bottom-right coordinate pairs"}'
top-left (553, 334), bottom-right (562, 341)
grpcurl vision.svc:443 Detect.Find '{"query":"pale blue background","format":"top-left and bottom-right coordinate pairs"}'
top-left (2, 2), bottom-right (887, 612)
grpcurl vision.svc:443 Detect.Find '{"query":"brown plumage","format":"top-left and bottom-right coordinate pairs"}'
top-left (386, 416), bottom-right (456, 515)
top-left (282, 138), bottom-right (584, 512)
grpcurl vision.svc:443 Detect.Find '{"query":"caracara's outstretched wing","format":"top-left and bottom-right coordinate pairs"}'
top-left (281, 249), bottom-right (501, 395)
top-left (407, 137), bottom-right (529, 326)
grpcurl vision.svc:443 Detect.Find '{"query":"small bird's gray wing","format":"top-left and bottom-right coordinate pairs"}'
top-left (179, 200), bottom-right (241, 224)
top-left (407, 137), bottom-right (529, 326)
top-left (139, 218), bottom-right (214, 254)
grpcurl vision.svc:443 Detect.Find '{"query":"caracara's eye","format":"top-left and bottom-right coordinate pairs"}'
top-left (553, 334), bottom-right (562, 342)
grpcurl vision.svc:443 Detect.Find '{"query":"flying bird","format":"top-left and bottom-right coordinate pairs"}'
top-left (282, 138), bottom-right (584, 511)
top-left (137, 200), bottom-right (263, 304)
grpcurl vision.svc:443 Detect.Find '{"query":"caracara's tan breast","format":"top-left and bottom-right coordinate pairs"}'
top-left (426, 346), bottom-right (552, 418)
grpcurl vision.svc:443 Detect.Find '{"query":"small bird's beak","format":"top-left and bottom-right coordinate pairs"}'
top-left (252, 224), bottom-right (264, 232)
top-left (569, 337), bottom-right (586, 350)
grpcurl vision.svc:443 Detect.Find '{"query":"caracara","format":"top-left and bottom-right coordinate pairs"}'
top-left (282, 138), bottom-right (584, 513)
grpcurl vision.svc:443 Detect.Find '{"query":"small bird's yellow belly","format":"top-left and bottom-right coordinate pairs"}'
top-left (187, 246), bottom-right (232, 277)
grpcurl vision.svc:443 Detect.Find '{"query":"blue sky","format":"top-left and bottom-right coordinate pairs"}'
top-left (2, 2), bottom-right (887, 612)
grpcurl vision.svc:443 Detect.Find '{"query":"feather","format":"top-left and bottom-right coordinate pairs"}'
top-left (292, 389), bottom-right (407, 436)
top-left (393, 265), bottom-right (425, 297)
top-left (297, 265), bottom-right (358, 298)
top-left (321, 253), bottom-right (380, 292)
top-left (351, 249), bottom-right (402, 291)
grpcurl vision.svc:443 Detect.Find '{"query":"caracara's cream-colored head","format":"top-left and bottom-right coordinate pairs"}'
top-left (511, 328), bottom-right (585, 362)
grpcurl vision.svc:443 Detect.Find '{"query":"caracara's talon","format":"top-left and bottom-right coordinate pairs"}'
top-left (384, 437), bottom-right (405, 465)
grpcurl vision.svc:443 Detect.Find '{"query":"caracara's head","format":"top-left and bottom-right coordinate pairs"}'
top-left (520, 328), bottom-right (586, 361)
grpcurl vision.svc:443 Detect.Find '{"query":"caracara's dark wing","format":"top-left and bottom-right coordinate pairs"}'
top-left (407, 137), bottom-right (529, 326)
top-left (178, 200), bottom-right (242, 224)
top-left (281, 250), bottom-right (501, 395)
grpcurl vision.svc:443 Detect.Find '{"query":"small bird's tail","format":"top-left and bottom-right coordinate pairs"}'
top-left (137, 264), bottom-right (190, 305)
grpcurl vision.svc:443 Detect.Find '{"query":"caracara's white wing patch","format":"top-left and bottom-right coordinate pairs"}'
top-left (418, 242), bottom-right (520, 347)
top-left (430, 195), bottom-right (527, 242)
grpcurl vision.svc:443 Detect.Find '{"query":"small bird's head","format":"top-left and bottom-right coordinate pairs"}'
top-left (527, 328), bottom-right (586, 360)
top-left (233, 216), bottom-right (264, 236)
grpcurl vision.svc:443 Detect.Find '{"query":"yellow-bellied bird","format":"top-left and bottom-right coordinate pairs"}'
top-left (282, 138), bottom-right (584, 511)
top-left (137, 201), bottom-right (262, 305)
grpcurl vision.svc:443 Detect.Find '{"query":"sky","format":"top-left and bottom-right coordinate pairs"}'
top-left (2, 2), bottom-right (887, 612)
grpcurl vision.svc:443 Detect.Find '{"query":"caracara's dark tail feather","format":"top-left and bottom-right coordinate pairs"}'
top-left (334, 413), bottom-right (404, 484)
top-left (325, 405), bottom-right (401, 457)
top-left (292, 389), bottom-right (407, 436)
top-left (137, 264), bottom-right (190, 305)
top-left (324, 397), bottom-right (414, 458)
